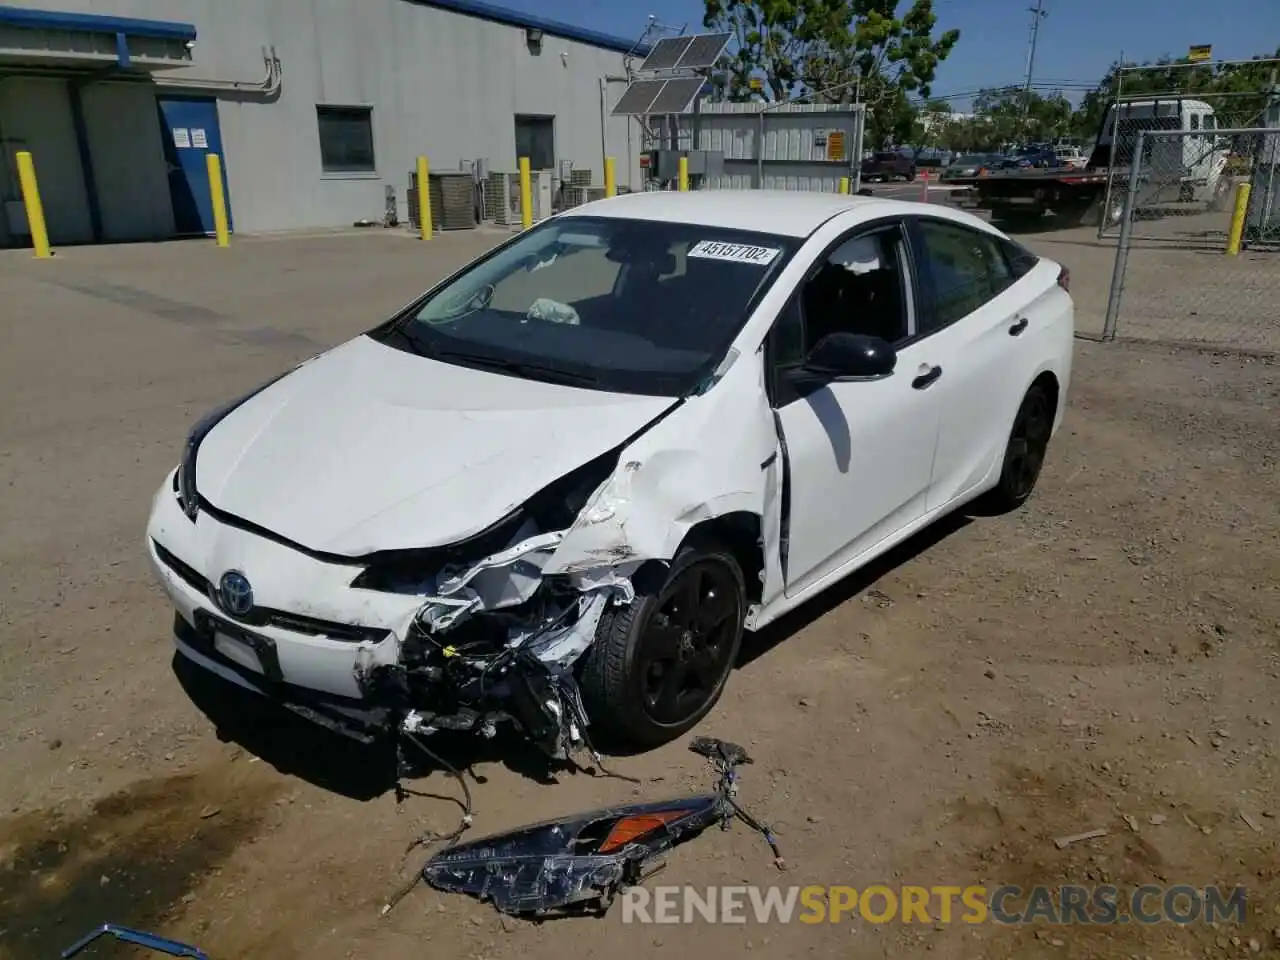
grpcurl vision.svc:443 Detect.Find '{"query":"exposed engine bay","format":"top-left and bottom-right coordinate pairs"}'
top-left (351, 448), bottom-right (648, 765)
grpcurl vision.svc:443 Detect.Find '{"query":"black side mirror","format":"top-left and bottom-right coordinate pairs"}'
top-left (856, 187), bottom-right (874, 196)
top-left (802, 332), bottom-right (897, 382)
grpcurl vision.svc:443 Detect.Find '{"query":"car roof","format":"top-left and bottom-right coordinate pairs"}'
top-left (563, 190), bottom-right (924, 239)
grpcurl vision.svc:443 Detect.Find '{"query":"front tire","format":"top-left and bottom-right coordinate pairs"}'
top-left (979, 384), bottom-right (1054, 514)
top-left (578, 541), bottom-right (746, 750)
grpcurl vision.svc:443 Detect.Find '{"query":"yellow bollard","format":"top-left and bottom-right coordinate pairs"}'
top-left (206, 153), bottom-right (230, 248)
top-left (678, 155), bottom-right (689, 192)
top-left (838, 177), bottom-right (850, 195)
top-left (416, 155), bottom-right (432, 240)
top-left (518, 156), bottom-right (533, 230)
top-left (1226, 181), bottom-right (1252, 256)
top-left (15, 151), bottom-right (51, 259)
top-left (604, 156), bottom-right (617, 198)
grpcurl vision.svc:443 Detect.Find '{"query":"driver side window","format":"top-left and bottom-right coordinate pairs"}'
top-left (771, 225), bottom-right (912, 371)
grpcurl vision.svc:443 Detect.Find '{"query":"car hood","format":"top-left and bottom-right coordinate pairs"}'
top-left (194, 336), bottom-right (676, 556)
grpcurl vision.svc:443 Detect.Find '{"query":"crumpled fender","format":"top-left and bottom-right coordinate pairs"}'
top-left (542, 352), bottom-right (780, 575)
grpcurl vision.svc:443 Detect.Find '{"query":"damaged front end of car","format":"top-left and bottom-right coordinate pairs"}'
top-left (351, 446), bottom-right (648, 763)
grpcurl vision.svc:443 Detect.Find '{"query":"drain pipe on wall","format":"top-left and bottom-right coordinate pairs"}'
top-left (154, 45), bottom-right (281, 96)
top-left (599, 73), bottom-right (629, 190)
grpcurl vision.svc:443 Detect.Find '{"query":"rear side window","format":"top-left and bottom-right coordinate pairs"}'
top-left (912, 219), bottom-right (1016, 333)
top-left (1000, 238), bottom-right (1040, 279)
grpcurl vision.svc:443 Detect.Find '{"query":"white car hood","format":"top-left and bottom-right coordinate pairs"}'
top-left (194, 336), bottom-right (675, 556)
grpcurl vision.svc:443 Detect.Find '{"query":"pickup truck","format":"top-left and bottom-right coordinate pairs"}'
top-left (860, 152), bottom-right (917, 183)
top-left (948, 98), bottom-right (1231, 228)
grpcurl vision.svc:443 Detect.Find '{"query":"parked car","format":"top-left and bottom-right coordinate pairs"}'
top-left (1000, 146), bottom-right (1062, 170)
top-left (941, 153), bottom-right (1004, 181)
top-left (147, 190), bottom-right (1074, 757)
top-left (861, 151), bottom-right (917, 182)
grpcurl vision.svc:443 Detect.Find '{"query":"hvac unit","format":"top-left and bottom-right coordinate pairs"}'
top-left (485, 172), bottom-right (522, 227)
top-left (428, 172), bottom-right (477, 230)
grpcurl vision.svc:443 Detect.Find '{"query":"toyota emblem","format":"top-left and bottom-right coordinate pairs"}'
top-left (217, 570), bottom-right (254, 617)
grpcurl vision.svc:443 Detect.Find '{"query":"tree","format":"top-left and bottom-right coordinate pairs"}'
top-left (972, 86), bottom-right (1074, 142)
top-left (1072, 48), bottom-right (1280, 139)
top-left (702, 0), bottom-right (961, 148)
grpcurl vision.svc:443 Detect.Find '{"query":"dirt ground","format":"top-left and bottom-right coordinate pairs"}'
top-left (0, 223), bottom-right (1277, 960)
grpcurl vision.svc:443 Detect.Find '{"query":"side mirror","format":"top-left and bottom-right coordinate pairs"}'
top-left (856, 187), bottom-right (874, 196)
top-left (802, 332), bottom-right (897, 382)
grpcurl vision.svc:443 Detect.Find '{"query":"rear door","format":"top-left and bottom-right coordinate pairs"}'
top-left (906, 216), bottom-right (1044, 509)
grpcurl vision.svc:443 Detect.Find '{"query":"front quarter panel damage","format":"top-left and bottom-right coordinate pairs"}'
top-left (543, 356), bottom-right (781, 580)
top-left (363, 357), bottom-right (781, 760)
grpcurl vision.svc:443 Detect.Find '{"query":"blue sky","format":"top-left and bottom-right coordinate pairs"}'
top-left (494, 0), bottom-right (1280, 108)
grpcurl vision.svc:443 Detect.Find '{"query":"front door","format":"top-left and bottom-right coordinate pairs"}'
top-left (156, 95), bottom-right (232, 236)
top-left (771, 223), bottom-right (944, 596)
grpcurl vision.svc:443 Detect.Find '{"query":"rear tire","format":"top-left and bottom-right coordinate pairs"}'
top-left (978, 384), bottom-right (1054, 514)
top-left (578, 541), bottom-right (746, 751)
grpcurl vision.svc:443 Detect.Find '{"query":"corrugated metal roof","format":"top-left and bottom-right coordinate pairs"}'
top-left (0, 4), bottom-right (196, 41)
top-left (411, 0), bottom-right (647, 56)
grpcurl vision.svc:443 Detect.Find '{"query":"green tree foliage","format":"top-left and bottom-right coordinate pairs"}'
top-left (1074, 49), bottom-right (1280, 135)
top-left (971, 86), bottom-right (1074, 141)
top-left (702, 0), bottom-right (960, 147)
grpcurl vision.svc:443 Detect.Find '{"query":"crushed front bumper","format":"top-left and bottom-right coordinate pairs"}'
top-left (172, 612), bottom-right (393, 742)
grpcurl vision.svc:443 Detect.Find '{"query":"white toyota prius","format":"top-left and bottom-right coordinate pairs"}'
top-left (147, 190), bottom-right (1074, 758)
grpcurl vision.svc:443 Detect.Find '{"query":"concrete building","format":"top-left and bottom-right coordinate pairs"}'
top-left (0, 0), bottom-right (646, 245)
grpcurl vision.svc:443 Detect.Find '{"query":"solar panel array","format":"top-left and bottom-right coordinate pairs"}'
top-left (610, 77), bottom-right (707, 116)
top-left (613, 32), bottom-right (731, 116)
top-left (637, 32), bottom-right (731, 72)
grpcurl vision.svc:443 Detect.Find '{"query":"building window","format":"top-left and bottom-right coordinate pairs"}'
top-left (514, 115), bottom-right (555, 170)
top-left (317, 105), bottom-right (375, 174)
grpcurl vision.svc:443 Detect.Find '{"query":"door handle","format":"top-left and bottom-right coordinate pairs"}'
top-left (1009, 317), bottom-right (1029, 336)
top-left (912, 365), bottom-right (942, 390)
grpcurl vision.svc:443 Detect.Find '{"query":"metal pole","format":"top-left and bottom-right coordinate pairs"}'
top-left (1096, 57), bottom-right (1124, 240)
top-left (757, 109), bottom-right (765, 189)
top-left (598, 76), bottom-right (609, 189)
top-left (1102, 130), bottom-right (1145, 341)
top-left (1020, 0), bottom-right (1047, 133)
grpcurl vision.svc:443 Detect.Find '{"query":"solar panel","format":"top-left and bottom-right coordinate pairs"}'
top-left (645, 77), bottom-right (706, 115)
top-left (674, 32), bottom-right (732, 70)
top-left (610, 79), bottom-right (667, 116)
top-left (638, 36), bottom-right (694, 72)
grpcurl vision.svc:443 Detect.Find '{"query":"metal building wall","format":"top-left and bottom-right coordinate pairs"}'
top-left (6, 0), bottom-right (642, 234)
top-left (669, 102), bottom-right (865, 193)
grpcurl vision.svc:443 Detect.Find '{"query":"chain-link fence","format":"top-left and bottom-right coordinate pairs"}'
top-left (1102, 126), bottom-right (1280, 352)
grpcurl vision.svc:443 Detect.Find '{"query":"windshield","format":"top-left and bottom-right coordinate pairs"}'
top-left (954, 154), bottom-right (992, 165)
top-left (371, 215), bottom-right (797, 397)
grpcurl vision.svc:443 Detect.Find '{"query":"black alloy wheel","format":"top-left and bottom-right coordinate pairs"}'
top-left (635, 558), bottom-right (742, 727)
top-left (578, 543), bottom-right (746, 750)
top-left (982, 384), bottom-right (1054, 513)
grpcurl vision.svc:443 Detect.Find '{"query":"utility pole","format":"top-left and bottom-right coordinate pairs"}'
top-left (1020, 0), bottom-right (1048, 137)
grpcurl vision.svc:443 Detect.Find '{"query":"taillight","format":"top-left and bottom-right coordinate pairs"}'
top-left (1057, 266), bottom-right (1071, 292)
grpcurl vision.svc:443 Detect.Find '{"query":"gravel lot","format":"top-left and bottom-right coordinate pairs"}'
top-left (1, 219), bottom-right (1277, 960)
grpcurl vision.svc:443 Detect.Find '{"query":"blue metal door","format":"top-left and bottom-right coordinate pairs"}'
top-left (156, 95), bottom-right (232, 236)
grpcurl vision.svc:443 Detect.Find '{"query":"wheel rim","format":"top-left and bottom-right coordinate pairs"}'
top-left (1006, 392), bottom-right (1051, 499)
top-left (635, 560), bottom-right (742, 727)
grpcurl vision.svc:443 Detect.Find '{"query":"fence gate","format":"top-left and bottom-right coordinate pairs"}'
top-left (1103, 126), bottom-right (1280, 354)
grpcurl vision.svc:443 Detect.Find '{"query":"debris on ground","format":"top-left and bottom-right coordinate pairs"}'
top-left (62, 924), bottom-right (208, 959)
top-left (1053, 827), bottom-right (1108, 849)
top-left (402, 736), bottom-right (782, 918)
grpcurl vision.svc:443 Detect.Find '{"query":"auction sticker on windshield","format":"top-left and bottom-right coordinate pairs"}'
top-left (688, 241), bottom-right (780, 266)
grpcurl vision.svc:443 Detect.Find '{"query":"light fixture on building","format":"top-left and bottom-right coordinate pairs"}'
top-left (526, 27), bottom-right (543, 54)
